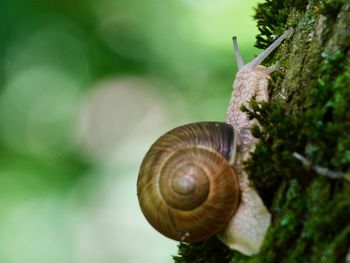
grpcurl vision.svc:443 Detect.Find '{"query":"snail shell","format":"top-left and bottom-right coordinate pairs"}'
top-left (137, 122), bottom-right (240, 243)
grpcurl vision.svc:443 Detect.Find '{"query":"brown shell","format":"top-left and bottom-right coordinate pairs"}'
top-left (137, 122), bottom-right (240, 243)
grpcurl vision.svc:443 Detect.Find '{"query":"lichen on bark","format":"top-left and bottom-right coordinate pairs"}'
top-left (173, 0), bottom-right (350, 262)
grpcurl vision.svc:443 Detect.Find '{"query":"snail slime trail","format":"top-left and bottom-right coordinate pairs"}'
top-left (137, 28), bottom-right (293, 256)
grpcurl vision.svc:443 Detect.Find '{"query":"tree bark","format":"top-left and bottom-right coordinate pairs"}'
top-left (173, 0), bottom-right (350, 262)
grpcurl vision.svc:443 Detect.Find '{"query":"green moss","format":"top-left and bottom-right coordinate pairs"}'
top-left (173, 237), bottom-right (234, 263)
top-left (173, 0), bottom-right (350, 262)
top-left (243, 0), bottom-right (350, 260)
top-left (254, 0), bottom-right (307, 50)
top-left (320, 0), bottom-right (346, 16)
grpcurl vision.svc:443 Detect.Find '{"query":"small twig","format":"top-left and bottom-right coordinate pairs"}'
top-left (293, 152), bottom-right (350, 182)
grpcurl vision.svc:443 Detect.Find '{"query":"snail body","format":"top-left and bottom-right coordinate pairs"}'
top-left (137, 28), bottom-right (293, 255)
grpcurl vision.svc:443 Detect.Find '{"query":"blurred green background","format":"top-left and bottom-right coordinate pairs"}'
top-left (0, 0), bottom-right (262, 262)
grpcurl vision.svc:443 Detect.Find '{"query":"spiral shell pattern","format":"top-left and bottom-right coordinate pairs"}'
top-left (137, 122), bottom-right (240, 243)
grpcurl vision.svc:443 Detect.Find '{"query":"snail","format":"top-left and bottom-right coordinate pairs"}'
top-left (137, 28), bottom-right (293, 256)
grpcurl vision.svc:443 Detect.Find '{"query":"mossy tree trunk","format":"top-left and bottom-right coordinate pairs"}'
top-left (173, 0), bottom-right (350, 262)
